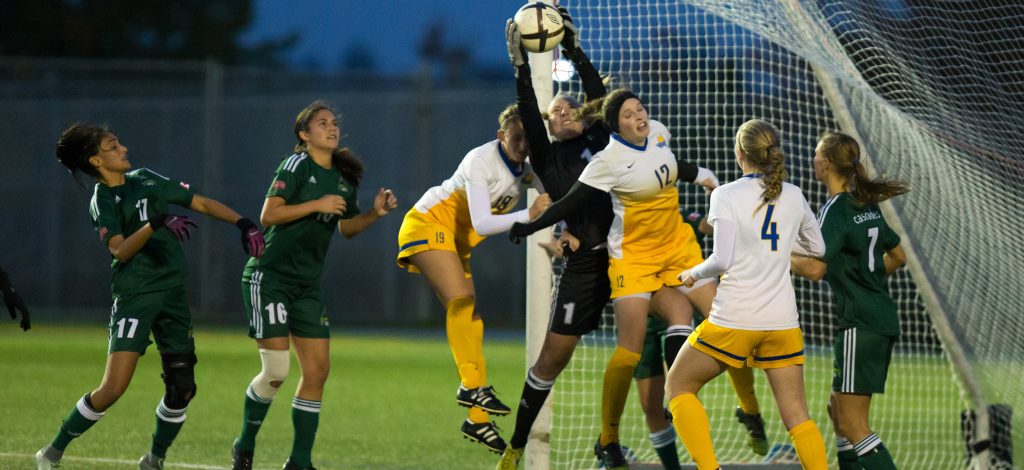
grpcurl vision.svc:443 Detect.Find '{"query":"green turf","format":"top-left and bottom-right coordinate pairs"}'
top-left (0, 325), bottom-right (526, 469)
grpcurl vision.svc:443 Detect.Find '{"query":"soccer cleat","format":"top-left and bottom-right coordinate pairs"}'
top-left (594, 438), bottom-right (630, 470)
top-left (231, 445), bottom-right (254, 470)
top-left (495, 446), bottom-right (523, 470)
top-left (138, 453), bottom-right (165, 470)
top-left (457, 385), bottom-right (512, 415)
top-left (34, 449), bottom-right (60, 469)
top-left (735, 407), bottom-right (769, 456)
top-left (461, 419), bottom-right (507, 454)
top-left (281, 459), bottom-right (317, 470)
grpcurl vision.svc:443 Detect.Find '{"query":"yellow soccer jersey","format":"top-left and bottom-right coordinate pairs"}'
top-left (413, 139), bottom-right (539, 239)
top-left (705, 177), bottom-right (823, 330)
top-left (578, 120), bottom-right (689, 260)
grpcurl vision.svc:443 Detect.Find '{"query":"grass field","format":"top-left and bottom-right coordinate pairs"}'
top-left (0, 325), bottom-right (527, 469)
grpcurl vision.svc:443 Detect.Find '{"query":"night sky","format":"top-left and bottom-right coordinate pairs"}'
top-left (241, 0), bottom-right (524, 74)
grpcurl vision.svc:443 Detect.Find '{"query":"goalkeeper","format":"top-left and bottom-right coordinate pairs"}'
top-left (38, 122), bottom-right (266, 470)
top-left (791, 132), bottom-right (908, 470)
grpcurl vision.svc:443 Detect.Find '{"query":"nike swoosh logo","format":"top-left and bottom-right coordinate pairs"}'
top-left (626, 162), bottom-right (636, 168)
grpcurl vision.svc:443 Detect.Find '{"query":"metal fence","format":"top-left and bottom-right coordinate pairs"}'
top-left (0, 58), bottom-right (528, 328)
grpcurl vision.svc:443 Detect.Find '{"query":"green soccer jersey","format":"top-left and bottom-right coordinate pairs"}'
top-left (244, 152), bottom-right (360, 285)
top-left (818, 192), bottom-right (901, 336)
top-left (90, 168), bottom-right (196, 295)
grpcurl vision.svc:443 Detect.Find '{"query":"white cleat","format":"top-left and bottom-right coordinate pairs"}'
top-left (139, 453), bottom-right (165, 470)
top-left (35, 449), bottom-right (61, 469)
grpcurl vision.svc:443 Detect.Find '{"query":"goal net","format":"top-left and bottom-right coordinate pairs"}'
top-left (530, 1), bottom-right (1024, 468)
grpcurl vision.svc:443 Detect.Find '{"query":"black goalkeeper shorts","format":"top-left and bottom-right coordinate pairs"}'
top-left (549, 247), bottom-right (611, 336)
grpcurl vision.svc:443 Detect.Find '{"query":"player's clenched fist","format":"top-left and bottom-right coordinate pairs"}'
top-left (316, 194), bottom-right (347, 215)
top-left (528, 193), bottom-right (552, 219)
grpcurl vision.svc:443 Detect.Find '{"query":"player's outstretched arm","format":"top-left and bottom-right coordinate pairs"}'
top-left (337, 188), bottom-right (397, 239)
top-left (509, 181), bottom-right (602, 242)
top-left (189, 194), bottom-right (265, 257)
top-left (557, 7), bottom-right (607, 102)
top-left (790, 255), bottom-right (827, 281)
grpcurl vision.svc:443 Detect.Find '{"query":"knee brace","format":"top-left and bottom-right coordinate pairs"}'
top-left (160, 352), bottom-right (198, 409)
top-left (249, 348), bottom-right (290, 401)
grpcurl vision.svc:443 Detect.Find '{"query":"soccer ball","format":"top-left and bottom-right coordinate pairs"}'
top-left (514, 2), bottom-right (565, 53)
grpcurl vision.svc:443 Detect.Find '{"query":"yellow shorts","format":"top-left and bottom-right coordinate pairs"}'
top-left (688, 321), bottom-right (805, 369)
top-left (396, 207), bottom-right (481, 276)
top-left (608, 239), bottom-right (703, 298)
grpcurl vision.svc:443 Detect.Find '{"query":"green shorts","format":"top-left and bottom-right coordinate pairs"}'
top-left (634, 317), bottom-right (667, 379)
top-left (832, 327), bottom-right (896, 394)
top-left (243, 269), bottom-right (330, 339)
top-left (108, 285), bottom-right (194, 355)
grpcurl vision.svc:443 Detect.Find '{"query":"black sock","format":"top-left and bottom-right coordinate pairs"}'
top-left (663, 325), bottom-right (693, 370)
top-left (510, 369), bottom-right (554, 449)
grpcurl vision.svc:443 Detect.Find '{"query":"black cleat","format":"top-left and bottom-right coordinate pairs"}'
top-left (231, 445), bottom-right (253, 470)
top-left (735, 407), bottom-right (769, 456)
top-left (456, 385), bottom-right (511, 415)
top-left (594, 437), bottom-right (630, 469)
top-left (461, 419), bottom-right (507, 454)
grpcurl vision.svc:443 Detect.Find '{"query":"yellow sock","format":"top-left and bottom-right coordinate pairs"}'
top-left (471, 316), bottom-right (486, 385)
top-left (789, 420), bottom-right (828, 470)
top-left (669, 393), bottom-right (719, 470)
top-left (600, 346), bottom-right (640, 446)
top-left (446, 296), bottom-right (482, 388)
top-left (727, 366), bottom-right (760, 414)
top-left (468, 406), bottom-right (489, 424)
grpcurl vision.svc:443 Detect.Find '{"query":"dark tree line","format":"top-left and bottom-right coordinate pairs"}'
top-left (0, 0), bottom-right (296, 66)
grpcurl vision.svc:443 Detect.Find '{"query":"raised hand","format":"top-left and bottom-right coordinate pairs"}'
top-left (373, 188), bottom-right (398, 216)
top-left (528, 193), bottom-right (552, 219)
top-left (151, 214), bottom-right (198, 242)
top-left (505, 19), bottom-right (527, 67)
top-left (557, 6), bottom-right (582, 51)
top-left (235, 217), bottom-right (266, 257)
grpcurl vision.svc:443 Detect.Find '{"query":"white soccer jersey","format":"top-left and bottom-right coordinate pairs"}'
top-left (414, 139), bottom-right (539, 235)
top-left (578, 120), bottom-right (687, 260)
top-left (706, 176), bottom-right (823, 330)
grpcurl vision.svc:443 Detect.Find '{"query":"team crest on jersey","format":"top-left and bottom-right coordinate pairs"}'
top-left (99, 227), bottom-right (108, 241)
top-left (656, 135), bottom-right (668, 148)
top-left (179, 182), bottom-right (190, 190)
top-left (685, 211), bottom-right (703, 222)
top-left (272, 180), bottom-right (287, 190)
top-left (524, 173), bottom-right (534, 184)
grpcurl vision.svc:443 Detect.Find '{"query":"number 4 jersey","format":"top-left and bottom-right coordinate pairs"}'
top-left (818, 192), bottom-right (901, 336)
top-left (90, 168), bottom-right (196, 295)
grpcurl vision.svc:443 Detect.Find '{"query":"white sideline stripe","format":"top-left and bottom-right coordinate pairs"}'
top-left (0, 451), bottom-right (224, 469)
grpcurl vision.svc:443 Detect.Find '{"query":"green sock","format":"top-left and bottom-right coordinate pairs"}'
top-left (51, 394), bottom-right (105, 451)
top-left (650, 426), bottom-right (682, 470)
top-left (836, 436), bottom-right (861, 470)
top-left (290, 397), bottom-right (321, 467)
top-left (235, 385), bottom-right (273, 451)
top-left (151, 398), bottom-right (188, 458)
top-left (855, 434), bottom-right (896, 470)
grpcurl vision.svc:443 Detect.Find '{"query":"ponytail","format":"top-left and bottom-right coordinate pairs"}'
top-left (56, 122), bottom-right (109, 186)
top-left (818, 132), bottom-right (908, 205)
top-left (736, 119), bottom-right (787, 205)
